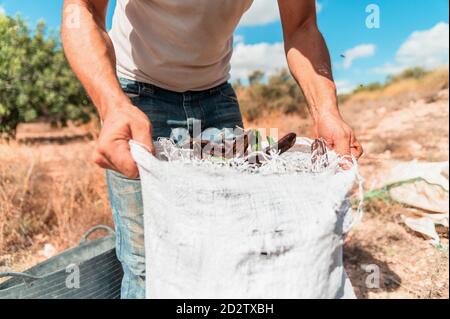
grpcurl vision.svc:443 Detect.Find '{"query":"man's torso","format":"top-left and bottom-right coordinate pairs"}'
top-left (110, 0), bottom-right (254, 92)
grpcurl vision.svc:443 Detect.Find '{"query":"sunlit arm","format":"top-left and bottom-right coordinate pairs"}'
top-left (278, 0), bottom-right (363, 159)
top-left (61, 0), bottom-right (154, 178)
top-left (61, 0), bottom-right (129, 119)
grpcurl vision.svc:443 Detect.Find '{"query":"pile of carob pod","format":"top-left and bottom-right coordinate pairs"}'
top-left (168, 130), bottom-right (329, 167)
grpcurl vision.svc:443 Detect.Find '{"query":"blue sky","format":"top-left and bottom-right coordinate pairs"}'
top-left (1, 0), bottom-right (448, 93)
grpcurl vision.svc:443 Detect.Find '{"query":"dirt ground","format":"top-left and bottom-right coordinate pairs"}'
top-left (1, 85), bottom-right (448, 298)
top-left (341, 88), bottom-right (449, 299)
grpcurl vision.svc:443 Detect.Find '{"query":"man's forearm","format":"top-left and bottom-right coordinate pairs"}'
top-left (62, 0), bottom-right (153, 177)
top-left (284, 20), bottom-right (339, 122)
top-left (62, 0), bottom-right (130, 119)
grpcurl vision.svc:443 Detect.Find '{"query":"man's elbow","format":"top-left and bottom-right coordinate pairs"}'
top-left (284, 18), bottom-right (320, 51)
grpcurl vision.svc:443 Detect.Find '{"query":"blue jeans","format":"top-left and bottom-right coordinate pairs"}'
top-left (106, 78), bottom-right (243, 299)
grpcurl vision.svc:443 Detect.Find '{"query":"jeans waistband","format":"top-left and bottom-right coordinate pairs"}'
top-left (119, 77), bottom-right (230, 100)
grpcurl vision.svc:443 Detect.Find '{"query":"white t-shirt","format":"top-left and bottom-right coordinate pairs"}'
top-left (109, 0), bottom-right (254, 92)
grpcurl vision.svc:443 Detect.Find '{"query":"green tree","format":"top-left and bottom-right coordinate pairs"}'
top-left (239, 69), bottom-right (308, 121)
top-left (0, 15), bottom-right (93, 136)
top-left (248, 70), bottom-right (265, 85)
top-left (264, 69), bottom-right (308, 116)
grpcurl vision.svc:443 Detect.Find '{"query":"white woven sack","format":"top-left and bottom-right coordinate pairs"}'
top-left (130, 139), bottom-right (358, 299)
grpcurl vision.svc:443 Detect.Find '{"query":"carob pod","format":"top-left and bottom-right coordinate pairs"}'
top-left (181, 133), bottom-right (249, 159)
top-left (247, 132), bottom-right (297, 165)
top-left (264, 132), bottom-right (297, 156)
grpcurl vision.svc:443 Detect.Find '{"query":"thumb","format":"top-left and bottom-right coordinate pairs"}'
top-left (350, 135), bottom-right (364, 159)
top-left (333, 134), bottom-right (353, 167)
top-left (129, 120), bottom-right (155, 155)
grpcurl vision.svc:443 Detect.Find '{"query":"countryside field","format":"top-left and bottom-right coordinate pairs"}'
top-left (0, 68), bottom-right (449, 299)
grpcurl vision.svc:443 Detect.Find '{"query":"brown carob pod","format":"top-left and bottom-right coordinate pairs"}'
top-left (176, 133), bottom-right (330, 170)
top-left (264, 132), bottom-right (297, 156)
top-left (247, 132), bottom-right (297, 165)
top-left (181, 133), bottom-right (249, 159)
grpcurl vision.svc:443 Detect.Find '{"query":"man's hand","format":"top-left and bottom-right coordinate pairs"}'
top-left (313, 111), bottom-right (363, 161)
top-left (92, 104), bottom-right (154, 178)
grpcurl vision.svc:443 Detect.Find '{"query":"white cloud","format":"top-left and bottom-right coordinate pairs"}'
top-left (231, 1), bottom-right (326, 82)
top-left (370, 63), bottom-right (404, 75)
top-left (342, 44), bottom-right (376, 69)
top-left (230, 42), bottom-right (287, 81)
top-left (239, 0), bottom-right (280, 27)
top-left (397, 22), bottom-right (449, 68)
top-left (0, 5), bottom-right (6, 16)
top-left (372, 22), bottom-right (449, 75)
top-left (335, 79), bottom-right (356, 95)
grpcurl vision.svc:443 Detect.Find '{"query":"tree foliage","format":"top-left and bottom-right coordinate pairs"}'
top-left (0, 15), bottom-right (93, 136)
top-left (236, 69), bottom-right (309, 121)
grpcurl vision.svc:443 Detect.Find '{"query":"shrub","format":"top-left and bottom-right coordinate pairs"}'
top-left (237, 69), bottom-right (309, 121)
top-left (0, 15), bottom-right (93, 137)
top-left (352, 82), bottom-right (384, 94)
top-left (387, 67), bottom-right (429, 84)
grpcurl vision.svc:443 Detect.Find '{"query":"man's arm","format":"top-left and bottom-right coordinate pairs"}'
top-left (277, 0), bottom-right (363, 160)
top-left (62, 0), bottom-right (153, 178)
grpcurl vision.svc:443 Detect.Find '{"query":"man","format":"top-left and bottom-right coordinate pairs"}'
top-left (62, 0), bottom-right (363, 299)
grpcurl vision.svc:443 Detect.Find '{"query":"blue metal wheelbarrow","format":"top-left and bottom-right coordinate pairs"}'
top-left (0, 225), bottom-right (123, 299)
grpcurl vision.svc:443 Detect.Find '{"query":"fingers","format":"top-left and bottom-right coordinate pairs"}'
top-left (350, 137), bottom-right (364, 159)
top-left (92, 146), bottom-right (121, 171)
top-left (91, 105), bottom-right (155, 178)
top-left (130, 119), bottom-right (155, 155)
top-left (333, 133), bottom-right (352, 159)
top-left (332, 134), bottom-right (363, 170)
top-left (93, 146), bottom-right (139, 178)
top-left (99, 140), bottom-right (139, 179)
top-left (330, 133), bottom-right (354, 170)
top-left (95, 141), bottom-right (140, 178)
top-left (315, 114), bottom-right (362, 167)
top-left (111, 141), bottom-right (141, 178)
top-left (92, 149), bottom-right (115, 170)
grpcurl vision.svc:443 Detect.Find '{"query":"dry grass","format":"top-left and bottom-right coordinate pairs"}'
top-left (0, 140), bottom-right (112, 270)
top-left (347, 67), bottom-right (449, 103)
